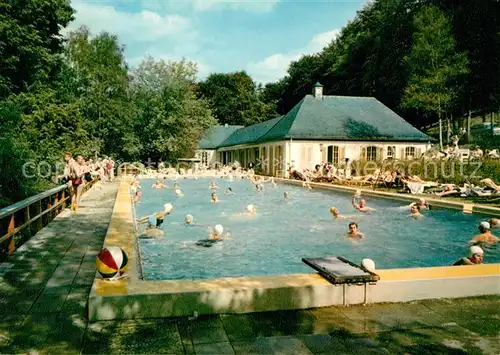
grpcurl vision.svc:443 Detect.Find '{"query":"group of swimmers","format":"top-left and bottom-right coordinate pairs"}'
top-left (324, 188), bottom-right (498, 266)
top-left (134, 178), bottom-right (258, 243)
top-left (133, 174), bottom-right (498, 264)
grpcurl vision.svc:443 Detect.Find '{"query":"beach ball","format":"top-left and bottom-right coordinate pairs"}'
top-left (96, 246), bottom-right (128, 279)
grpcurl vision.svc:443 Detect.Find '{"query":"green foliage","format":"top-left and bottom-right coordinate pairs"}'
top-left (260, 0), bottom-right (498, 128)
top-left (401, 5), bottom-right (469, 117)
top-left (0, 0), bottom-right (74, 98)
top-left (198, 71), bottom-right (277, 126)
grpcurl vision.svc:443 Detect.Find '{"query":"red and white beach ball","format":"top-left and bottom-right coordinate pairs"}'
top-left (96, 246), bottom-right (128, 279)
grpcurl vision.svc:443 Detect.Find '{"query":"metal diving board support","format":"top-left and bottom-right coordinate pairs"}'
top-left (302, 256), bottom-right (380, 305)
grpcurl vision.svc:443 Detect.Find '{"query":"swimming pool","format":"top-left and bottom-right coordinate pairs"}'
top-left (135, 178), bottom-right (499, 280)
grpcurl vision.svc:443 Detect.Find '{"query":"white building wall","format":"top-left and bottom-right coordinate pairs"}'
top-left (289, 140), bottom-right (430, 173)
top-left (194, 149), bottom-right (216, 169)
top-left (213, 140), bottom-right (429, 177)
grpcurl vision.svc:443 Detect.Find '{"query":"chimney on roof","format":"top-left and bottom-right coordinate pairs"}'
top-left (313, 82), bottom-right (323, 99)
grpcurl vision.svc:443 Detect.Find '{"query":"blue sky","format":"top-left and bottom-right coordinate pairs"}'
top-left (67, 1), bottom-right (369, 83)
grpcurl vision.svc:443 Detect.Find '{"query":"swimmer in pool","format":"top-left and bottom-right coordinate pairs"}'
top-left (209, 181), bottom-right (219, 189)
top-left (152, 179), bottom-right (165, 189)
top-left (284, 192), bottom-right (290, 199)
top-left (140, 216), bottom-right (164, 239)
top-left (489, 218), bottom-right (499, 229)
top-left (211, 192), bottom-right (219, 203)
top-left (452, 246), bottom-right (484, 265)
top-left (345, 222), bottom-right (364, 239)
top-left (269, 177), bottom-right (277, 188)
top-left (408, 205), bottom-right (424, 219)
top-left (137, 203), bottom-right (173, 226)
top-left (329, 207), bottom-right (358, 220)
top-left (185, 214), bottom-right (193, 225)
top-left (225, 187), bottom-right (234, 195)
top-left (469, 222), bottom-right (499, 245)
top-left (246, 204), bottom-right (256, 215)
top-left (352, 192), bottom-right (376, 213)
top-left (134, 191), bottom-right (142, 203)
top-left (405, 198), bottom-right (428, 210)
top-left (208, 224), bottom-right (230, 240)
top-left (175, 188), bottom-right (184, 197)
top-left (173, 183), bottom-right (180, 189)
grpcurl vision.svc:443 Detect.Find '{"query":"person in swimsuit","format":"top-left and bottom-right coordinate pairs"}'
top-left (69, 155), bottom-right (85, 212)
top-left (345, 222), bottom-right (364, 239)
top-left (408, 205), bottom-right (424, 219)
top-left (352, 192), bottom-right (376, 213)
top-left (469, 222), bottom-right (499, 245)
top-left (452, 246), bottom-right (484, 265)
top-left (140, 216), bottom-right (164, 239)
top-left (211, 192), bottom-right (219, 203)
top-left (152, 179), bottom-right (166, 189)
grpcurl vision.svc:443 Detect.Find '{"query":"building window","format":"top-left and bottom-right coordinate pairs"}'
top-left (387, 146), bottom-right (395, 160)
top-left (366, 146), bottom-right (377, 161)
top-left (201, 151), bottom-right (208, 166)
top-left (405, 147), bottom-right (416, 160)
top-left (327, 146), bottom-right (340, 165)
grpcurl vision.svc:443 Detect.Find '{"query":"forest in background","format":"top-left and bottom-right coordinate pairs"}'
top-left (0, 0), bottom-right (499, 206)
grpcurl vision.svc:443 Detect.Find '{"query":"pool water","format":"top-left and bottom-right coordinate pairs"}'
top-left (135, 178), bottom-right (499, 280)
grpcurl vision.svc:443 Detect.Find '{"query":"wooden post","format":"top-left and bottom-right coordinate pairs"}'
top-left (61, 190), bottom-right (66, 210)
top-left (439, 118), bottom-right (443, 150)
top-left (7, 215), bottom-right (15, 255)
top-left (467, 109), bottom-right (471, 143)
top-left (35, 201), bottom-right (42, 232)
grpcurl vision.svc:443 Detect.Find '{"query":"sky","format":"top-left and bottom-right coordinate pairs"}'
top-left (66, 1), bottom-right (369, 84)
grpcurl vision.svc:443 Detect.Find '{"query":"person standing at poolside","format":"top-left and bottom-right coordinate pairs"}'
top-left (345, 222), bottom-right (364, 239)
top-left (469, 222), bottom-right (499, 245)
top-left (452, 246), bottom-right (484, 265)
top-left (352, 192), bottom-right (376, 213)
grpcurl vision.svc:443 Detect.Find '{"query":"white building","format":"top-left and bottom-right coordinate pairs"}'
top-left (198, 83), bottom-right (435, 177)
top-left (196, 124), bottom-right (243, 168)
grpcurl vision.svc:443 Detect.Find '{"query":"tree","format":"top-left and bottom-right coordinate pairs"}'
top-left (401, 5), bottom-right (469, 148)
top-left (0, 0), bottom-right (74, 99)
top-left (65, 26), bottom-right (137, 158)
top-left (199, 71), bottom-right (277, 126)
top-left (131, 58), bottom-right (217, 161)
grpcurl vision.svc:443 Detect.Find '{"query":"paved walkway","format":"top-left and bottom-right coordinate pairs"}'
top-left (0, 181), bottom-right (499, 354)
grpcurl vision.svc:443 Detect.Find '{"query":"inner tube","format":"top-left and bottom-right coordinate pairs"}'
top-left (195, 239), bottom-right (222, 247)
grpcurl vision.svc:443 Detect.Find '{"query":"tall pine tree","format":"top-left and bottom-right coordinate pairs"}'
top-left (401, 5), bottom-right (469, 148)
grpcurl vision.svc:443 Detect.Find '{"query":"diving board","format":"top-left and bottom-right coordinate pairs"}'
top-left (302, 256), bottom-right (379, 284)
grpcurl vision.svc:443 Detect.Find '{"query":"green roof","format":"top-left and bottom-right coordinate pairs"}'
top-left (198, 125), bottom-right (243, 149)
top-left (257, 95), bottom-right (434, 143)
top-left (217, 116), bottom-right (282, 148)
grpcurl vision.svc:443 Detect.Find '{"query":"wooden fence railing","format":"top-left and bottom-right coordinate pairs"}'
top-left (0, 179), bottom-right (97, 261)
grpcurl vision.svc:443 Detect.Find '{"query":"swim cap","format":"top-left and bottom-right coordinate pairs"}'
top-left (185, 214), bottom-right (193, 223)
top-left (479, 221), bottom-right (490, 230)
top-left (214, 224), bottom-right (223, 235)
top-left (361, 258), bottom-right (376, 272)
top-left (175, 189), bottom-right (182, 195)
top-left (147, 216), bottom-right (156, 226)
top-left (247, 204), bottom-right (255, 212)
top-left (164, 203), bottom-right (173, 213)
top-left (469, 245), bottom-right (484, 257)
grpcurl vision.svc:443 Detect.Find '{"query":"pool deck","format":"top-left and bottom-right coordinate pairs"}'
top-left (1, 179), bottom-right (499, 354)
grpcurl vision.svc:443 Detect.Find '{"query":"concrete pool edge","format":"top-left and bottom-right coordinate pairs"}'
top-left (88, 179), bottom-right (500, 321)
